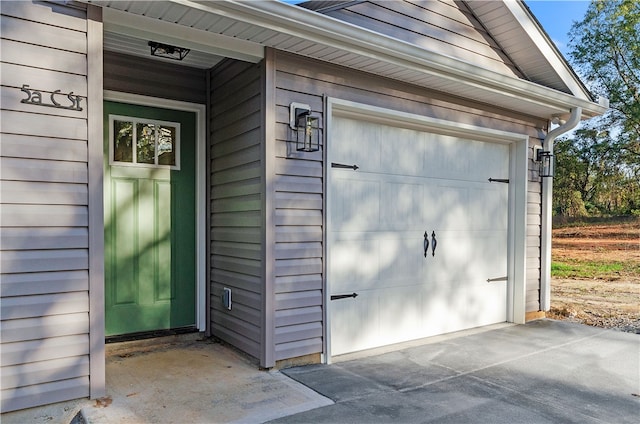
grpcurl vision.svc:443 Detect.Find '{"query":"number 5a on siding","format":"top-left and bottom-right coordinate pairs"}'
top-left (20, 84), bottom-right (83, 111)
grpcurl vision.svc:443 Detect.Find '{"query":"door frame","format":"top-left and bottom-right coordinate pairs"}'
top-left (104, 90), bottom-right (207, 332)
top-left (324, 97), bottom-right (529, 363)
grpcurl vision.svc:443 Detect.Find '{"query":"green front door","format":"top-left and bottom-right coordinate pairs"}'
top-left (104, 101), bottom-right (196, 336)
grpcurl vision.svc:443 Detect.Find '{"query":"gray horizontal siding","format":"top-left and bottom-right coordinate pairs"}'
top-left (0, 181), bottom-right (87, 205)
top-left (526, 143), bottom-right (544, 312)
top-left (104, 51), bottom-right (206, 104)
top-left (2, 356), bottom-right (89, 390)
top-left (1, 292), bottom-right (88, 321)
top-left (271, 48), bottom-right (546, 361)
top-left (1, 377), bottom-right (89, 413)
top-left (1, 14), bottom-right (87, 54)
top-left (1, 39), bottom-right (86, 75)
top-left (1, 313), bottom-right (89, 344)
top-left (271, 53), bottom-right (325, 362)
top-left (0, 1), bottom-right (90, 412)
top-left (209, 59), bottom-right (264, 360)
top-left (0, 271), bottom-right (89, 297)
top-left (0, 134), bottom-right (87, 162)
top-left (1, 157), bottom-right (88, 184)
top-left (319, 0), bottom-right (523, 78)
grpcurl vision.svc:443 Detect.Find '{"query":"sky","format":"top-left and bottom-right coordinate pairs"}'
top-left (525, 0), bottom-right (591, 57)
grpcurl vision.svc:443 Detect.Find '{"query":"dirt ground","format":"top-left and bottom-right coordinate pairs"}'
top-left (548, 220), bottom-right (640, 333)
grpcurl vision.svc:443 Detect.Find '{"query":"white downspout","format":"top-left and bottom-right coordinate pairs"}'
top-left (540, 107), bottom-right (582, 311)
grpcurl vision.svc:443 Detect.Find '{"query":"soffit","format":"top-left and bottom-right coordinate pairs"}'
top-left (88, 0), bottom-right (605, 120)
top-left (466, 0), bottom-right (592, 100)
top-left (103, 31), bottom-right (226, 69)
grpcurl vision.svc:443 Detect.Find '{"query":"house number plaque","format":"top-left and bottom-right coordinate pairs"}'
top-left (20, 84), bottom-right (83, 111)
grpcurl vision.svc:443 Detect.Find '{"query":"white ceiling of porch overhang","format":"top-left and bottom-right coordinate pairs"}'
top-left (89, 0), bottom-right (606, 120)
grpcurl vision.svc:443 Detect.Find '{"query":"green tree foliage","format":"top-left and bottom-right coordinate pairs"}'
top-left (569, 0), bottom-right (639, 160)
top-left (554, 0), bottom-right (640, 217)
top-left (554, 128), bottom-right (639, 216)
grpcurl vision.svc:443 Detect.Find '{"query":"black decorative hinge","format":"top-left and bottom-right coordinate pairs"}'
top-left (330, 293), bottom-right (359, 300)
top-left (488, 178), bottom-right (509, 183)
top-left (332, 163), bottom-right (359, 170)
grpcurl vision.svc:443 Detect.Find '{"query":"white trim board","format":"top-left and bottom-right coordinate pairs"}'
top-left (103, 90), bottom-right (207, 332)
top-left (324, 97), bottom-right (528, 363)
top-left (88, 4), bottom-right (106, 400)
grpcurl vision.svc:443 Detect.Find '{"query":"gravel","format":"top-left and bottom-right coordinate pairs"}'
top-left (548, 307), bottom-right (640, 334)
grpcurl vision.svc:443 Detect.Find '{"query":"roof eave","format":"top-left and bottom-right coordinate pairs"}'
top-left (212, 0), bottom-right (606, 118)
top-left (87, 0), bottom-right (606, 120)
top-left (501, 0), bottom-right (595, 101)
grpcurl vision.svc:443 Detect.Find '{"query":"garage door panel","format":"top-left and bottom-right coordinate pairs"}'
top-left (479, 232), bottom-right (508, 276)
top-left (332, 232), bottom-right (425, 292)
top-left (422, 280), bottom-right (474, 335)
top-left (421, 276), bottom-right (506, 333)
top-left (426, 232), bottom-right (473, 283)
top-left (331, 238), bottom-right (380, 289)
top-left (377, 286), bottom-right (423, 346)
top-left (380, 126), bottom-right (425, 176)
top-left (428, 230), bottom-right (507, 282)
top-left (330, 292), bottom-right (378, 356)
top-left (426, 133), bottom-right (470, 180)
top-left (332, 285), bottom-right (426, 356)
top-left (480, 142), bottom-right (510, 179)
top-left (329, 115), bottom-right (510, 357)
top-left (380, 181), bottom-right (423, 229)
top-left (429, 185), bottom-right (470, 230)
top-left (425, 135), bottom-right (509, 182)
top-left (377, 233), bottom-right (426, 284)
top-left (332, 119), bottom-right (381, 171)
top-left (469, 186), bottom-right (508, 231)
top-left (331, 176), bottom-right (380, 232)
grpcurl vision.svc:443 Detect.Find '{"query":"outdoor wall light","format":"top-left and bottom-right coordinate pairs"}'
top-left (149, 41), bottom-right (190, 61)
top-left (535, 146), bottom-right (555, 178)
top-left (289, 102), bottom-right (320, 152)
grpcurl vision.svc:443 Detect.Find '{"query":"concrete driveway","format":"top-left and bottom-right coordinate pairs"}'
top-left (273, 320), bottom-right (640, 424)
top-left (2, 320), bottom-right (637, 423)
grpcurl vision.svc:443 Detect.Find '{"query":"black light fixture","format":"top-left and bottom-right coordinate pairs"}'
top-left (148, 41), bottom-right (190, 61)
top-left (289, 102), bottom-right (320, 152)
top-left (535, 147), bottom-right (555, 178)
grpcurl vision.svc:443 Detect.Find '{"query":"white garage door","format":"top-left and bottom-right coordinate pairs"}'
top-left (329, 116), bottom-right (510, 356)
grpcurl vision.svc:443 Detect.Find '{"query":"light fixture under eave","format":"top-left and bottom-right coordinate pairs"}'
top-left (535, 147), bottom-right (555, 178)
top-left (289, 102), bottom-right (321, 153)
top-left (148, 41), bottom-right (190, 61)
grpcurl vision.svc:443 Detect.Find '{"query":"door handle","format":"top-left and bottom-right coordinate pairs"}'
top-left (423, 231), bottom-right (429, 258)
top-left (431, 231), bottom-right (437, 257)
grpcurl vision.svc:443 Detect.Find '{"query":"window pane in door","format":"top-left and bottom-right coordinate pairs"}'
top-left (113, 120), bottom-right (133, 163)
top-left (137, 123), bottom-right (156, 164)
top-left (158, 125), bottom-right (176, 166)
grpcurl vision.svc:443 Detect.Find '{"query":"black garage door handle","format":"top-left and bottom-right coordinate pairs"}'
top-left (423, 231), bottom-right (429, 258)
top-left (431, 231), bottom-right (437, 257)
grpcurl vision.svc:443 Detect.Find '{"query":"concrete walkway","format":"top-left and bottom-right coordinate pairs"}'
top-left (1, 335), bottom-right (332, 424)
top-left (273, 320), bottom-right (640, 423)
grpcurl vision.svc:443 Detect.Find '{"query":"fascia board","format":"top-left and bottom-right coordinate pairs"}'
top-left (186, 0), bottom-right (605, 118)
top-left (101, 6), bottom-right (264, 63)
top-left (502, 0), bottom-right (593, 101)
